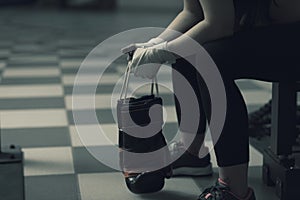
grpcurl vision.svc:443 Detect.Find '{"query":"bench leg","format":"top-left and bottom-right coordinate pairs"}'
top-left (263, 82), bottom-right (300, 200)
top-left (270, 82), bottom-right (296, 155)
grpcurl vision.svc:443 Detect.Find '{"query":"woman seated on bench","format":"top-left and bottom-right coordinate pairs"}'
top-left (122, 0), bottom-right (300, 199)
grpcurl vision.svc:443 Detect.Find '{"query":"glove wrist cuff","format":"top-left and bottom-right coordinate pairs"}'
top-left (153, 41), bottom-right (168, 51)
top-left (153, 42), bottom-right (176, 64)
top-left (148, 38), bottom-right (165, 45)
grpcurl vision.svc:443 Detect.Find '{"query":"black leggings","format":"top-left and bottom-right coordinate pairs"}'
top-left (172, 22), bottom-right (300, 167)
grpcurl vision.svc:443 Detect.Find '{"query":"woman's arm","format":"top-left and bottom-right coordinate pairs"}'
top-left (128, 0), bottom-right (235, 78)
top-left (122, 0), bottom-right (204, 54)
top-left (157, 0), bottom-right (204, 42)
top-left (168, 0), bottom-right (235, 51)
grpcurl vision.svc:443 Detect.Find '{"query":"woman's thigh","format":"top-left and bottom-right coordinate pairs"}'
top-left (203, 23), bottom-right (300, 82)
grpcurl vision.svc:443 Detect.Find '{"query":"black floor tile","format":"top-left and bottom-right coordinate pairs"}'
top-left (0, 97), bottom-right (65, 109)
top-left (25, 174), bottom-right (79, 200)
top-left (163, 122), bottom-right (179, 142)
top-left (62, 67), bottom-right (117, 75)
top-left (6, 63), bottom-right (59, 68)
top-left (2, 127), bottom-right (71, 148)
top-left (64, 84), bottom-right (116, 95)
top-left (1, 77), bottom-right (61, 85)
top-left (72, 146), bottom-right (118, 174)
top-left (159, 93), bottom-right (175, 106)
top-left (68, 109), bottom-right (115, 125)
top-left (247, 104), bottom-right (264, 113)
top-left (6, 61), bottom-right (59, 67)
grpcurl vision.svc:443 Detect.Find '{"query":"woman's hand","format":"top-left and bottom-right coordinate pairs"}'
top-left (121, 38), bottom-right (164, 54)
top-left (129, 42), bottom-right (176, 79)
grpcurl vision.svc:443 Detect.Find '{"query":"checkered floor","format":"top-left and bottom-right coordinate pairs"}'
top-left (0, 7), bottom-right (279, 200)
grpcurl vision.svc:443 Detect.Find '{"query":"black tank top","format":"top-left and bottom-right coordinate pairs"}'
top-left (234, 0), bottom-right (271, 31)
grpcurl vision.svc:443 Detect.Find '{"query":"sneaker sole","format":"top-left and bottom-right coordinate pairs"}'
top-left (172, 163), bottom-right (213, 177)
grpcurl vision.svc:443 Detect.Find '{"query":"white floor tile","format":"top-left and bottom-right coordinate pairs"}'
top-left (65, 94), bottom-right (115, 110)
top-left (82, 59), bottom-right (110, 69)
top-left (251, 80), bottom-right (272, 91)
top-left (0, 85), bottom-right (63, 98)
top-left (60, 58), bottom-right (110, 69)
top-left (203, 141), bottom-right (218, 168)
top-left (60, 59), bottom-right (82, 69)
top-left (24, 147), bottom-right (74, 176)
top-left (63, 74), bottom-right (120, 85)
top-left (249, 146), bottom-right (263, 166)
top-left (69, 124), bottom-right (118, 147)
top-left (241, 91), bottom-right (271, 105)
top-left (0, 61), bottom-right (6, 69)
top-left (3, 68), bottom-right (60, 78)
top-left (0, 109), bottom-right (68, 128)
top-left (9, 54), bottom-right (58, 64)
top-left (164, 106), bottom-right (177, 123)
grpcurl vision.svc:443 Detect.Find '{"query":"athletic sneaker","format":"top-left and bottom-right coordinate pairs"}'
top-left (169, 141), bottom-right (213, 176)
top-left (198, 179), bottom-right (256, 200)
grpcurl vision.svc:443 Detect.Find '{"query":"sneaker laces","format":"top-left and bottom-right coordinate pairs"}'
top-left (198, 179), bottom-right (230, 200)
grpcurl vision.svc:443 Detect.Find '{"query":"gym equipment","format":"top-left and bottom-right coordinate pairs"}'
top-left (117, 53), bottom-right (172, 194)
top-left (0, 126), bottom-right (25, 200)
top-left (262, 82), bottom-right (300, 200)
